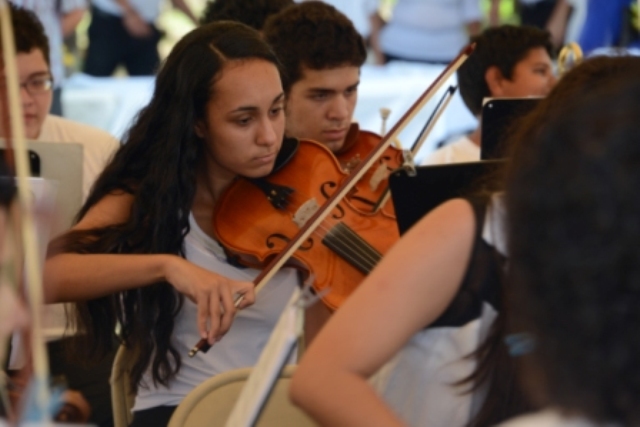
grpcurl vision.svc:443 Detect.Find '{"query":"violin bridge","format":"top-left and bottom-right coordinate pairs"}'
top-left (369, 163), bottom-right (388, 192)
top-left (293, 198), bottom-right (319, 228)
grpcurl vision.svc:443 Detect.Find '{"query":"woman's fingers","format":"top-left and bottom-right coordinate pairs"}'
top-left (201, 279), bottom-right (251, 344)
top-left (196, 290), bottom-right (212, 341)
top-left (233, 280), bottom-right (256, 309)
top-left (168, 257), bottom-right (258, 345)
top-left (217, 281), bottom-right (235, 339)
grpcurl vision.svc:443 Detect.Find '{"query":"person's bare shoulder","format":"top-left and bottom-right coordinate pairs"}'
top-left (74, 191), bottom-right (134, 231)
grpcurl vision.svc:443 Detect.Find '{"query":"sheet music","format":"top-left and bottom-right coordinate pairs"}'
top-left (224, 287), bottom-right (303, 427)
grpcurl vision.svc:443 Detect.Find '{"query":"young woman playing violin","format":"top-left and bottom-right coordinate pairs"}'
top-left (43, 22), bottom-right (302, 426)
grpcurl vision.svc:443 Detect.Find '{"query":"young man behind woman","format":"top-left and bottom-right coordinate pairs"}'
top-left (290, 55), bottom-right (640, 427)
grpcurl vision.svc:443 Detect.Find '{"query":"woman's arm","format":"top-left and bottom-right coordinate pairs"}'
top-left (44, 192), bottom-right (255, 343)
top-left (290, 198), bottom-right (477, 426)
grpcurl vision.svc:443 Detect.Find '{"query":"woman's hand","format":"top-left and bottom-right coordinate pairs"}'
top-left (164, 256), bottom-right (255, 345)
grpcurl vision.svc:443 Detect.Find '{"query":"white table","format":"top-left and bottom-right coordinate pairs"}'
top-left (62, 62), bottom-right (477, 163)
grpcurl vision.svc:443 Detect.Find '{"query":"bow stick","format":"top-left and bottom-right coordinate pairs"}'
top-left (0, 0), bottom-right (51, 421)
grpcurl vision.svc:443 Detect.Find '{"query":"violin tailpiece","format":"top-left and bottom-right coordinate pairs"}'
top-left (247, 178), bottom-right (294, 210)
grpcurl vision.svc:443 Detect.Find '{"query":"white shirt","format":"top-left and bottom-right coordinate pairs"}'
top-left (421, 135), bottom-right (480, 165)
top-left (38, 115), bottom-right (119, 342)
top-left (380, 0), bottom-right (482, 62)
top-left (134, 214), bottom-right (300, 410)
top-left (92, 0), bottom-right (165, 22)
top-left (8, 116), bottom-right (118, 369)
top-left (12, 0), bottom-right (87, 87)
top-left (314, 0), bottom-right (380, 37)
top-left (38, 115), bottom-right (120, 200)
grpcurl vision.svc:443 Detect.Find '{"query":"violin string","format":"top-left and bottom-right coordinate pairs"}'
top-left (210, 184), bottom-right (385, 303)
top-left (283, 190), bottom-right (383, 268)
top-left (276, 190), bottom-right (383, 269)
top-left (323, 223), bottom-right (380, 273)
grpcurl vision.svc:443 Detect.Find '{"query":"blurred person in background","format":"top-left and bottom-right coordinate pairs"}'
top-left (84, 0), bottom-right (198, 77)
top-left (10, 0), bottom-right (87, 116)
top-left (489, 0), bottom-right (573, 49)
top-left (313, 0), bottom-right (380, 42)
top-left (369, 0), bottom-right (483, 65)
top-left (200, 0), bottom-right (294, 31)
top-left (578, 0), bottom-right (640, 54)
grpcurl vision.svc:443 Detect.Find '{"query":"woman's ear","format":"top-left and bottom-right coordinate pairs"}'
top-left (485, 65), bottom-right (507, 97)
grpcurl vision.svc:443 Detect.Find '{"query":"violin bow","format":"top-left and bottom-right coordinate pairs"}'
top-left (250, 44), bottom-right (474, 292)
top-left (0, 0), bottom-right (51, 421)
top-left (371, 84), bottom-right (458, 213)
top-left (189, 44), bottom-right (474, 356)
top-left (409, 85), bottom-right (458, 158)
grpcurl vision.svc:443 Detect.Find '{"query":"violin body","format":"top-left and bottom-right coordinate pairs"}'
top-left (213, 140), bottom-right (400, 311)
top-left (335, 125), bottom-right (402, 218)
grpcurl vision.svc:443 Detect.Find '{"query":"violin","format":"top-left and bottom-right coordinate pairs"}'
top-left (189, 43), bottom-right (474, 356)
top-left (212, 138), bottom-right (400, 311)
top-left (335, 124), bottom-right (401, 218)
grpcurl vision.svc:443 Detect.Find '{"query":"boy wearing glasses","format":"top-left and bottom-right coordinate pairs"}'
top-left (7, 3), bottom-right (120, 200)
top-left (2, 5), bottom-right (119, 426)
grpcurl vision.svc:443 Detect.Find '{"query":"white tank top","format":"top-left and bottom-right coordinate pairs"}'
top-left (133, 214), bottom-right (299, 411)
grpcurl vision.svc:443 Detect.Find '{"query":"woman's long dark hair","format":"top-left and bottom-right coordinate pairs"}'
top-left (53, 22), bottom-right (281, 391)
top-left (463, 55), bottom-right (640, 426)
top-left (506, 61), bottom-right (640, 423)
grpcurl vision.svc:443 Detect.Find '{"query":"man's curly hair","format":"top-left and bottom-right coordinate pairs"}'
top-left (263, 1), bottom-right (366, 93)
top-left (199, 0), bottom-right (293, 30)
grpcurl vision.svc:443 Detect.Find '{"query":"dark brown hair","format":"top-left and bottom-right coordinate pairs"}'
top-left (9, 2), bottom-right (51, 66)
top-left (263, 1), bottom-right (366, 93)
top-left (506, 56), bottom-right (640, 424)
top-left (458, 25), bottom-right (553, 116)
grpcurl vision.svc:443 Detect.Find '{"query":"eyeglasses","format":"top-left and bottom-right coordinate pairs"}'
top-left (19, 76), bottom-right (53, 96)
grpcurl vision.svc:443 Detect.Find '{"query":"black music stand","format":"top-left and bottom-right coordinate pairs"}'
top-left (389, 160), bottom-right (505, 235)
top-left (0, 148), bottom-right (41, 176)
top-left (481, 97), bottom-right (540, 160)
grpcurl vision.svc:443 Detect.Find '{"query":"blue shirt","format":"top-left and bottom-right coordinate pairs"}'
top-left (579, 0), bottom-right (640, 53)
